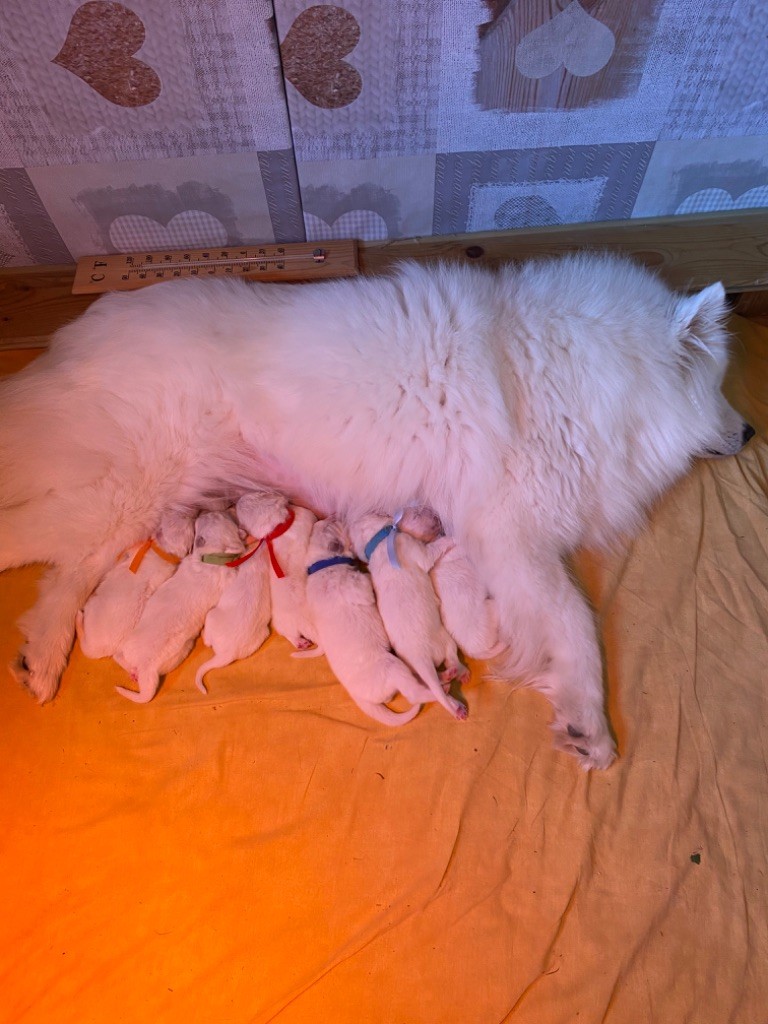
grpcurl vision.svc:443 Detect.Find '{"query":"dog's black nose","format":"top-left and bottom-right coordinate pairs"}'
top-left (742, 423), bottom-right (756, 446)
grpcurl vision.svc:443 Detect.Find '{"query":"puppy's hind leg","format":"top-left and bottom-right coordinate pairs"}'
top-left (387, 654), bottom-right (467, 721)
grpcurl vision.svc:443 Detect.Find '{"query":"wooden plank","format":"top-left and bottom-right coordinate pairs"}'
top-left (732, 290), bottom-right (768, 324)
top-left (1, 210), bottom-right (767, 351)
top-left (358, 209), bottom-right (768, 290)
top-left (0, 265), bottom-right (97, 351)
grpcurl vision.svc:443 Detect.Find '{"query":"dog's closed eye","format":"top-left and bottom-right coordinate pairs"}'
top-left (328, 537), bottom-right (345, 555)
top-left (195, 534), bottom-right (206, 548)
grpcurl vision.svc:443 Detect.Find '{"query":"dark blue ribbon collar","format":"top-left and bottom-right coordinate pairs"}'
top-left (307, 555), bottom-right (359, 576)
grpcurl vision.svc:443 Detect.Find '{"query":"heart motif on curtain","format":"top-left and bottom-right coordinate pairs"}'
top-left (515, 1), bottom-right (616, 79)
top-left (281, 6), bottom-right (362, 108)
top-left (304, 211), bottom-right (388, 242)
top-left (108, 212), bottom-right (228, 252)
top-left (675, 186), bottom-right (768, 215)
top-left (52, 1), bottom-right (161, 107)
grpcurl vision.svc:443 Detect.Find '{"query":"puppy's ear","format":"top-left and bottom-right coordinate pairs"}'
top-left (237, 527), bottom-right (248, 543)
top-left (674, 282), bottom-right (729, 364)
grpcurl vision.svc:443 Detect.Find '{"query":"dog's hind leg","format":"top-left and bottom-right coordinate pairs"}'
top-left (481, 540), bottom-right (616, 770)
top-left (10, 543), bottom-right (126, 703)
top-left (536, 565), bottom-right (617, 771)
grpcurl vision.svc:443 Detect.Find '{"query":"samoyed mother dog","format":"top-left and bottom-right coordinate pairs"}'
top-left (0, 255), bottom-right (751, 768)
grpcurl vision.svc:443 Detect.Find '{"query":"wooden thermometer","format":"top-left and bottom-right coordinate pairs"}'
top-left (72, 239), bottom-right (358, 294)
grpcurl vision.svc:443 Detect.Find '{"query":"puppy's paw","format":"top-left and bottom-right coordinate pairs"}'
top-left (9, 648), bottom-right (60, 704)
top-left (438, 664), bottom-right (459, 685)
top-left (551, 718), bottom-right (617, 771)
top-left (452, 700), bottom-right (469, 721)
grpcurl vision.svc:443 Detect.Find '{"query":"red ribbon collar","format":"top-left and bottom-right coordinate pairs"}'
top-left (225, 506), bottom-right (296, 576)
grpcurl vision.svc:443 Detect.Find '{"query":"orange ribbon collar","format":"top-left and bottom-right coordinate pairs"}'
top-left (128, 538), bottom-right (182, 574)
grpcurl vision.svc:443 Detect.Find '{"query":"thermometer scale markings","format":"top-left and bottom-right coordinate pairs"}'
top-left (72, 240), bottom-right (358, 293)
top-left (123, 250), bottom-right (327, 274)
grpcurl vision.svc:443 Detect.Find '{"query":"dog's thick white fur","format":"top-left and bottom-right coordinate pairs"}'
top-left (304, 517), bottom-right (426, 726)
top-left (349, 510), bottom-right (468, 720)
top-left (0, 255), bottom-right (750, 767)
top-left (193, 490), bottom-right (284, 694)
top-left (76, 510), bottom-right (195, 659)
top-left (114, 511), bottom-right (245, 703)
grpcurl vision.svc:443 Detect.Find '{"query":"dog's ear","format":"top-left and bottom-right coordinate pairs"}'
top-left (674, 282), bottom-right (729, 365)
top-left (237, 527), bottom-right (248, 543)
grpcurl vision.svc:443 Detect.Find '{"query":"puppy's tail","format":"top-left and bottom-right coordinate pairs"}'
top-left (350, 697), bottom-right (421, 727)
top-left (290, 646), bottom-right (324, 659)
top-left (115, 669), bottom-right (161, 704)
top-left (194, 654), bottom-right (232, 694)
top-left (409, 655), bottom-right (469, 721)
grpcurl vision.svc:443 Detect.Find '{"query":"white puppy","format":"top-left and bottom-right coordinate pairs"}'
top-left (75, 510), bottom-right (195, 659)
top-left (266, 500), bottom-right (318, 652)
top-left (428, 538), bottom-right (507, 662)
top-left (350, 509), bottom-right (468, 721)
top-left (393, 504), bottom-right (507, 662)
top-left (193, 489), bottom-right (285, 693)
top-left (114, 511), bottom-right (245, 703)
top-left (305, 517), bottom-right (429, 727)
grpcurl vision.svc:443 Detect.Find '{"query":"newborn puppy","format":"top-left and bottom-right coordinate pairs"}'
top-left (75, 510), bottom-right (195, 659)
top-left (395, 506), bottom-right (507, 662)
top-left (265, 498), bottom-right (319, 652)
top-left (193, 490), bottom-right (284, 693)
top-left (305, 517), bottom-right (429, 726)
top-left (350, 509), bottom-right (468, 721)
top-left (427, 536), bottom-right (508, 661)
top-left (114, 511), bottom-right (246, 703)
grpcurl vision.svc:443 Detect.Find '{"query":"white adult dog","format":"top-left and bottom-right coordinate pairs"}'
top-left (0, 255), bottom-right (752, 767)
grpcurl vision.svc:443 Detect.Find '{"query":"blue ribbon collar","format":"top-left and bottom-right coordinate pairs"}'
top-left (363, 512), bottom-right (403, 569)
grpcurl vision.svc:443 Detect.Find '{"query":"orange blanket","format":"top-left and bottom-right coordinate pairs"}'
top-left (1, 318), bottom-right (766, 1023)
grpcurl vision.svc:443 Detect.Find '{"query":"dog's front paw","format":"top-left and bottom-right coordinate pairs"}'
top-left (9, 647), bottom-right (60, 704)
top-left (551, 718), bottom-right (617, 771)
